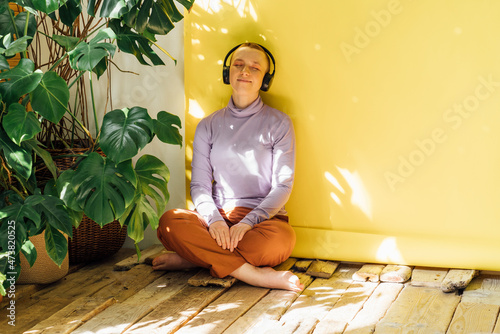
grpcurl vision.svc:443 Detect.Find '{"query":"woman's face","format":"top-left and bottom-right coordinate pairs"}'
top-left (229, 46), bottom-right (269, 96)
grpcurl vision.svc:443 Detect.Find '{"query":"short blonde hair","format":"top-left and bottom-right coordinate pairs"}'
top-left (231, 42), bottom-right (271, 73)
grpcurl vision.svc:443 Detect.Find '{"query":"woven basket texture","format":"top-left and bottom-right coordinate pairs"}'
top-left (69, 218), bottom-right (127, 264)
top-left (18, 231), bottom-right (69, 284)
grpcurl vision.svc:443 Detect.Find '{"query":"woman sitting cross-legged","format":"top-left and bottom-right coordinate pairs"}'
top-left (153, 42), bottom-right (303, 292)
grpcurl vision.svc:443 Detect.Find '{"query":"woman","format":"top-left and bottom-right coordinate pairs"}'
top-left (153, 43), bottom-right (303, 292)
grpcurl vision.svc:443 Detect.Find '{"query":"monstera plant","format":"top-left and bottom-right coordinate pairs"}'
top-left (0, 0), bottom-right (194, 296)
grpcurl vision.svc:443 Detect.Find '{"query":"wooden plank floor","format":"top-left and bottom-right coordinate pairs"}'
top-left (2, 246), bottom-right (500, 334)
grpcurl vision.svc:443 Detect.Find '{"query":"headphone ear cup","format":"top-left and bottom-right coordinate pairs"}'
top-left (260, 72), bottom-right (274, 92)
top-left (222, 66), bottom-right (230, 85)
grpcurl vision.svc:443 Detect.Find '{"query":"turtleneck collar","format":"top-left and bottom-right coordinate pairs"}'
top-left (227, 96), bottom-right (264, 118)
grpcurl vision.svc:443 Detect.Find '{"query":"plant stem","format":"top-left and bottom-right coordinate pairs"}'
top-left (48, 54), bottom-right (69, 72)
top-left (151, 41), bottom-right (177, 64)
top-left (7, 7), bottom-right (23, 58)
top-left (10, 175), bottom-right (27, 199)
top-left (88, 72), bottom-right (99, 135)
top-left (68, 71), bottom-right (85, 90)
top-left (24, 11), bottom-right (30, 37)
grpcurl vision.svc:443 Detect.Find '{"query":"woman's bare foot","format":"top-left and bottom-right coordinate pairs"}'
top-left (151, 252), bottom-right (198, 271)
top-left (230, 263), bottom-right (304, 292)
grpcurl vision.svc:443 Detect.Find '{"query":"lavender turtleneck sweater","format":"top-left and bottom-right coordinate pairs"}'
top-left (191, 96), bottom-right (296, 227)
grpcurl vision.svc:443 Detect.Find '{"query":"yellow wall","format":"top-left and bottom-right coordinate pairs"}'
top-left (184, 0), bottom-right (500, 271)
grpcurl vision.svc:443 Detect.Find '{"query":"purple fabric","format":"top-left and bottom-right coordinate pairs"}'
top-left (190, 96), bottom-right (296, 227)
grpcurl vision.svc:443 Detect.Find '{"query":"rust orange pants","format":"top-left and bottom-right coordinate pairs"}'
top-left (156, 207), bottom-right (296, 278)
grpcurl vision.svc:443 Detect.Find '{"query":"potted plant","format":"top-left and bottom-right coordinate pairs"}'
top-left (0, 0), bottom-right (194, 296)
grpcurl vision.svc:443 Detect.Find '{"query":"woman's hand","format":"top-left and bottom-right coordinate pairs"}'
top-left (209, 221), bottom-right (231, 250)
top-left (229, 223), bottom-right (252, 252)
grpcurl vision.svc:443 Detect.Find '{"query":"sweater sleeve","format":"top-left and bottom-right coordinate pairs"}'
top-left (190, 118), bottom-right (225, 226)
top-left (239, 116), bottom-right (296, 227)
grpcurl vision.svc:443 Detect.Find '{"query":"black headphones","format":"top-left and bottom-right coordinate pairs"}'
top-left (222, 43), bottom-right (276, 92)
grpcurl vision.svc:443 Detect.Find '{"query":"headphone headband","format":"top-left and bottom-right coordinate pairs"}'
top-left (222, 43), bottom-right (275, 91)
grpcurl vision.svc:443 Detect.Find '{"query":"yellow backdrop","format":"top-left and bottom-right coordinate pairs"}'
top-left (184, 0), bottom-right (500, 271)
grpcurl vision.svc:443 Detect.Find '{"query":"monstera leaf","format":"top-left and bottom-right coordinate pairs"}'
top-left (58, 0), bottom-right (81, 27)
top-left (0, 193), bottom-right (70, 266)
top-left (120, 155), bottom-right (170, 243)
top-left (0, 58), bottom-right (42, 106)
top-left (68, 28), bottom-right (116, 72)
top-left (0, 127), bottom-right (32, 180)
top-left (108, 19), bottom-right (164, 66)
top-left (32, 0), bottom-right (68, 14)
top-left (3, 103), bottom-right (41, 145)
top-left (2, 35), bottom-right (32, 57)
top-left (99, 106), bottom-right (154, 163)
top-left (30, 71), bottom-right (70, 123)
top-left (87, 0), bottom-right (133, 18)
top-left (32, 194), bottom-right (73, 237)
top-left (72, 153), bottom-right (137, 226)
top-left (153, 111), bottom-right (182, 147)
top-left (0, 10), bottom-right (37, 43)
top-left (44, 224), bottom-right (67, 266)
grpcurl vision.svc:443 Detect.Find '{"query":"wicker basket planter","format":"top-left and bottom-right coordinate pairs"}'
top-left (39, 141), bottom-right (127, 264)
top-left (69, 217), bottom-right (127, 264)
top-left (18, 231), bottom-right (69, 284)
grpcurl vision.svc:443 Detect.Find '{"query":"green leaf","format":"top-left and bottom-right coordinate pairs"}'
top-left (0, 58), bottom-right (42, 106)
top-left (0, 55), bottom-right (9, 70)
top-left (109, 19), bottom-right (164, 66)
top-left (0, 196), bottom-right (41, 229)
top-left (100, 107), bottom-right (154, 163)
top-left (148, 1), bottom-right (174, 35)
top-left (24, 139), bottom-right (58, 181)
top-left (0, 10), bottom-right (37, 42)
top-left (136, 0), bottom-right (152, 33)
top-left (92, 56), bottom-right (108, 79)
top-left (44, 224), bottom-right (67, 267)
top-left (87, 0), bottom-right (96, 16)
top-left (0, 0), bottom-right (8, 14)
top-left (0, 209), bottom-right (29, 255)
top-left (44, 173), bottom-right (83, 228)
top-left (0, 127), bottom-right (32, 180)
top-left (67, 28), bottom-right (116, 71)
top-left (52, 34), bottom-right (80, 51)
top-left (91, 27), bottom-right (118, 43)
top-left (135, 154), bottom-right (169, 216)
top-left (99, 0), bottom-right (128, 18)
top-left (136, 0), bottom-right (176, 35)
top-left (50, 170), bottom-right (81, 212)
top-left (11, 1), bottom-right (37, 15)
top-left (34, 194), bottom-right (73, 237)
top-left (73, 153), bottom-right (137, 225)
top-left (153, 111), bottom-right (182, 147)
top-left (30, 71), bottom-right (70, 123)
top-left (4, 35), bottom-right (32, 57)
top-left (122, 2), bottom-right (139, 27)
top-left (20, 239), bottom-right (36, 267)
top-left (162, 0), bottom-right (184, 23)
top-left (0, 271), bottom-right (6, 296)
top-left (174, 0), bottom-right (195, 11)
top-left (32, 0), bottom-right (68, 14)
top-left (3, 103), bottom-right (41, 145)
top-left (119, 155), bottom-right (170, 243)
top-left (59, 0), bottom-right (81, 27)
top-left (121, 193), bottom-right (157, 243)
